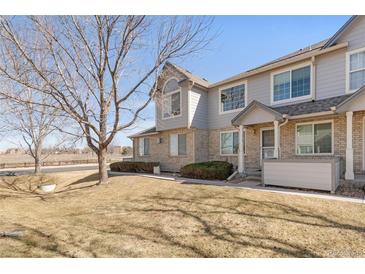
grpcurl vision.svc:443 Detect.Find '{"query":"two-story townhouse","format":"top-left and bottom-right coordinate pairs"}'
top-left (130, 15), bottom-right (365, 181)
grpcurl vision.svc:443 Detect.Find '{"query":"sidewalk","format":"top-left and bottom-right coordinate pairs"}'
top-left (109, 171), bottom-right (365, 204)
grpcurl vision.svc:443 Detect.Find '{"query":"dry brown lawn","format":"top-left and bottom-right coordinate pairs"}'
top-left (0, 170), bottom-right (365, 258)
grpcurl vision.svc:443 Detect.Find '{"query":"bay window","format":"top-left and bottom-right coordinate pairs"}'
top-left (347, 48), bottom-right (365, 93)
top-left (220, 82), bottom-right (246, 113)
top-left (162, 78), bottom-right (181, 119)
top-left (272, 64), bottom-right (311, 103)
top-left (170, 134), bottom-right (187, 156)
top-left (296, 121), bottom-right (333, 155)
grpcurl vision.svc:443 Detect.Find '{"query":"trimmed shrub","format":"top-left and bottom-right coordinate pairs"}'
top-left (180, 161), bottom-right (233, 180)
top-left (110, 161), bottom-right (159, 173)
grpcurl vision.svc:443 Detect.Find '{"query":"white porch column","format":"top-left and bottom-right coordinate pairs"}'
top-left (238, 125), bottom-right (244, 173)
top-left (273, 120), bottom-right (279, 159)
top-left (345, 111), bottom-right (354, 180)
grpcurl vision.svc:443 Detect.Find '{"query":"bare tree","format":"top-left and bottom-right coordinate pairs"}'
top-left (0, 16), bottom-right (214, 184)
top-left (0, 87), bottom-right (64, 173)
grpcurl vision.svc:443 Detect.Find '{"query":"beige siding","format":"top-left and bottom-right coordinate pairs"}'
top-left (315, 48), bottom-right (346, 99)
top-left (189, 87), bottom-right (208, 129)
top-left (338, 16), bottom-right (365, 51)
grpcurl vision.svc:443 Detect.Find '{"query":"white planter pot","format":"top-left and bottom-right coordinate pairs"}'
top-left (153, 166), bottom-right (160, 175)
top-left (40, 184), bottom-right (56, 193)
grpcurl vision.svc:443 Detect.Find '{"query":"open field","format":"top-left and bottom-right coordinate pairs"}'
top-left (0, 154), bottom-right (129, 170)
top-left (0, 170), bottom-right (365, 258)
top-left (0, 153), bottom-right (124, 165)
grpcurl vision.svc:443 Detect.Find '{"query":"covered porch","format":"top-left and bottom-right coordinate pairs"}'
top-left (231, 100), bottom-right (286, 174)
top-left (232, 87), bottom-right (365, 185)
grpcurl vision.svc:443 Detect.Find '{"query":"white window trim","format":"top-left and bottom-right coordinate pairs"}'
top-left (218, 80), bottom-right (248, 115)
top-left (346, 46), bottom-right (365, 94)
top-left (270, 61), bottom-right (313, 106)
top-left (161, 77), bottom-right (182, 120)
top-left (139, 137), bottom-right (150, 156)
top-left (169, 133), bottom-right (187, 157)
top-left (295, 119), bottom-right (334, 156)
top-left (219, 129), bottom-right (246, 156)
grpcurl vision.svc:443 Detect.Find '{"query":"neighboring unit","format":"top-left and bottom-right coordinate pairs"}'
top-left (130, 16), bottom-right (365, 187)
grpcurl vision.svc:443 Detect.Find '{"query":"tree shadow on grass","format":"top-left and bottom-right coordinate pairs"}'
top-left (109, 194), bottom-right (365, 257)
top-left (2, 184), bottom-right (365, 257)
top-left (1, 223), bottom-right (98, 258)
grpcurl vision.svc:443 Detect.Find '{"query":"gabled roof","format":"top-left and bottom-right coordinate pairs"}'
top-left (232, 94), bottom-right (355, 126)
top-left (165, 62), bottom-right (210, 88)
top-left (245, 39), bottom-right (329, 74)
top-left (210, 16), bottom-right (360, 88)
top-left (322, 16), bottom-right (358, 49)
top-left (128, 127), bottom-right (158, 138)
top-left (231, 100), bottom-right (283, 125)
top-left (336, 85), bottom-right (365, 112)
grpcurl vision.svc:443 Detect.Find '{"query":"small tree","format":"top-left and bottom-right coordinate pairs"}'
top-left (121, 146), bottom-right (132, 156)
top-left (0, 16), bottom-right (214, 184)
top-left (0, 87), bottom-right (63, 173)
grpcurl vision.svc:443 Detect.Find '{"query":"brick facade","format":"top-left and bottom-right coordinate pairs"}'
top-left (133, 127), bottom-right (208, 172)
top-left (133, 111), bottom-right (365, 175)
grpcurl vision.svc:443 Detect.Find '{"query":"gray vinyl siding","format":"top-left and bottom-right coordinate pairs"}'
top-left (338, 16), bottom-right (365, 51)
top-left (315, 48), bottom-right (346, 100)
top-left (155, 16), bottom-right (365, 131)
top-left (189, 87), bottom-right (208, 129)
top-left (246, 72), bottom-right (270, 105)
top-left (156, 85), bottom-right (188, 131)
top-left (207, 84), bottom-right (244, 129)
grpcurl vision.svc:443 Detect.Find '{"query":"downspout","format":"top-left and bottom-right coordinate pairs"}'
top-left (311, 56), bottom-right (316, 101)
top-left (278, 115), bottom-right (289, 159)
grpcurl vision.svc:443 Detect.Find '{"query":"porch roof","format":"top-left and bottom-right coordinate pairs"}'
top-left (128, 127), bottom-right (159, 138)
top-left (232, 100), bottom-right (283, 126)
top-left (232, 94), bottom-right (353, 126)
top-left (336, 85), bottom-right (365, 113)
top-left (273, 94), bottom-right (351, 116)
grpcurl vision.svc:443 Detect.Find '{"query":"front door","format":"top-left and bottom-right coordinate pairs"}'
top-left (260, 128), bottom-right (275, 166)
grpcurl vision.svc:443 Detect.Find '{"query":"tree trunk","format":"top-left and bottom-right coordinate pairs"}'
top-left (97, 147), bottom-right (109, 184)
top-left (34, 156), bottom-right (41, 174)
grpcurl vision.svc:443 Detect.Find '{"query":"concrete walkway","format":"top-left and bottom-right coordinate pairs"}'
top-left (109, 171), bottom-right (365, 204)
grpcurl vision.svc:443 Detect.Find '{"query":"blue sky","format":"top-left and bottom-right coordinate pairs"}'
top-left (117, 15), bottom-right (350, 147)
top-left (0, 16), bottom-right (351, 150)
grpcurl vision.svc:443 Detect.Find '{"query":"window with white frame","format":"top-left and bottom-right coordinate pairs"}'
top-left (348, 48), bottom-right (365, 92)
top-left (273, 65), bottom-right (311, 103)
top-left (296, 121), bottom-right (332, 155)
top-left (139, 137), bottom-right (150, 156)
top-left (220, 83), bottom-right (246, 113)
top-left (162, 78), bottom-right (181, 119)
top-left (220, 131), bottom-right (244, 155)
top-left (170, 134), bottom-right (187, 156)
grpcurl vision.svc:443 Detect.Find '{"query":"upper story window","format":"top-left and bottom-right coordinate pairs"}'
top-left (162, 78), bottom-right (181, 119)
top-left (219, 82), bottom-right (246, 114)
top-left (271, 63), bottom-right (312, 104)
top-left (347, 47), bottom-right (365, 93)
